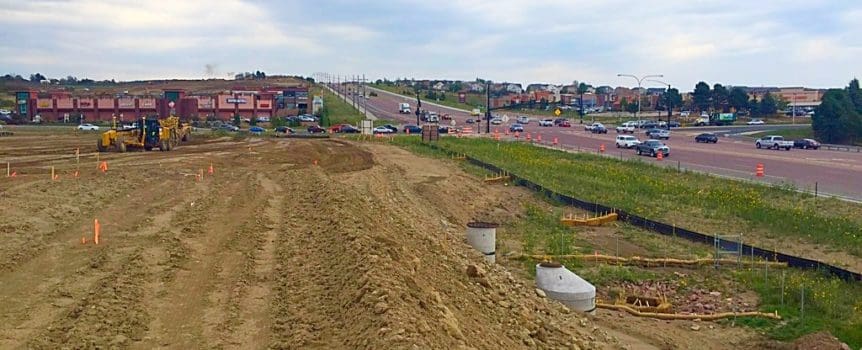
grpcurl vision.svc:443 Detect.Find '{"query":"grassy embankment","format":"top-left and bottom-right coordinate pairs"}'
top-left (749, 128), bottom-right (815, 140)
top-left (388, 136), bottom-right (862, 347)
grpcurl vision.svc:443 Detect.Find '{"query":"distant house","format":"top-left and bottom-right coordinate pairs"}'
top-left (526, 84), bottom-right (549, 92)
top-left (505, 83), bottom-right (523, 94)
top-left (467, 82), bottom-right (485, 92)
top-left (432, 82), bottom-right (445, 91)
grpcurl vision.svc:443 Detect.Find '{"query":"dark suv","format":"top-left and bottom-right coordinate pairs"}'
top-left (694, 133), bottom-right (718, 143)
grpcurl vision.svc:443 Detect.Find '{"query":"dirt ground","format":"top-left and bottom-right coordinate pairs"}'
top-left (0, 130), bottom-right (812, 349)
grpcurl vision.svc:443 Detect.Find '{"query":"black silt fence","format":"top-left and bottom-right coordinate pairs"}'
top-left (428, 143), bottom-right (862, 282)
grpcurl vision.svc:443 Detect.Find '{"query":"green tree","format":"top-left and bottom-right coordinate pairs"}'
top-left (712, 83), bottom-right (729, 112)
top-left (625, 99), bottom-right (639, 115)
top-left (658, 88), bottom-right (682, 112)
top-left (848, 78), bottom-right (862, 114)
top-left (759, 93), bottom-right (778, 117)
top-left (813, 89), bottom-right (861, 143)
top-left (233, 114), bottom-right (241, 126)
top-left (728, 87), bottom-right (749, 112)
top-left (577, 82), bottom-right (589, 117)
top-left (250, 116), bottom-right (258, 126)
top-left (448, 82), bottom-right (463, 93)
top-left (776, 96), bottom-right (789, 113)
top-left (692, 81), bottom-right (711, 112)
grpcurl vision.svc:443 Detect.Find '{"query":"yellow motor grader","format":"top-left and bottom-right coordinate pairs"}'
top-left (97, 117), bottom-right (176, 152)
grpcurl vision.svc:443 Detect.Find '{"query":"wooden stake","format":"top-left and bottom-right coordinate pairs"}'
top-left (94, 219), bottom-right (100, 245)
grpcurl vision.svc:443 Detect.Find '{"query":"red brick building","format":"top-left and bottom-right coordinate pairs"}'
top-left (15, 85), bottom-right (310, 122)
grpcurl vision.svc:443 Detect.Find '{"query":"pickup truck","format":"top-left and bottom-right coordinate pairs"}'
top-left (615, 122), bottom-right (636, 134)
top-left (755, 135), bottom-right (793, 150)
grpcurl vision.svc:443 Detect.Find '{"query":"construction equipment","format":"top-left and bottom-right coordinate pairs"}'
top-left (97, 117), bottom-right (174, 152)
top-left (159, 115), bottom-right (192, 143)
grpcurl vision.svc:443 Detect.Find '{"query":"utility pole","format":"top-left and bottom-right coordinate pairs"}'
top-left (647, 79), bottom-right (673, 128)
top-left (485, 81), bottom-right (491, 134)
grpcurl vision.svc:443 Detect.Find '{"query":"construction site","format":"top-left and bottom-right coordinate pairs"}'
top-left (2, 124), bottom-right (858, 350)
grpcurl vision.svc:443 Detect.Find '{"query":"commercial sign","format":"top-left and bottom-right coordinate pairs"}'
top-left (226, 98), bottom-right (247, 104)
top-left (37, 99), bottom-right (52, 108)
top-left (78, 100), bottom-right (93, 108)
top-left (458, 93), bottom-right (466, 104)
top-left (118, 98), bottom-right (135, 108)
top-left (718, 113), bottom-right (735, 121)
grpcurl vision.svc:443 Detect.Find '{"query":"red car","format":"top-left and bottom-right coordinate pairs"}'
top-left (558, 120), bottom-right (571, 127)
top-left (307, 125), bottom-right (327, 134)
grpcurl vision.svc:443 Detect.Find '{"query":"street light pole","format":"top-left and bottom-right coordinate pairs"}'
top-left (617, 73), bottom-right (663, 120)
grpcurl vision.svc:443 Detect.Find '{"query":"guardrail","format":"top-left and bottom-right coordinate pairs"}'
top-left (822, 144), bottom-right (862, 152)
top-left (422, 142), bottom-right (862, 282)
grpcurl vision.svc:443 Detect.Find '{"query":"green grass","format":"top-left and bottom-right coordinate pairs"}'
top-left (314, 85), bottom-right (366, 126)
top-left (390, 137), bottom-right (862, 258)
top-left (388, 136), bottom-right (862, 347)
top-left (749, 128), bottom-right (815, 140)
top-left (371, 84), bottom-right (485, 111)
top-left (733, 268), bottom-right (862, 348)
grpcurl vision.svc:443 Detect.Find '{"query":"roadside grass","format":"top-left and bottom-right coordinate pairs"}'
top-left (371, 84), bottom-right (484, 111)
top-left (384, 135), bottom-right (862, 347)
top-left (389, 137), bottom-right (862, 258)
top-left (314, 85), bottom-right (366, 126)
top-left (733, 268), bottom-right (862, 348)
top-left (749, 128), bottom-right (815, 140)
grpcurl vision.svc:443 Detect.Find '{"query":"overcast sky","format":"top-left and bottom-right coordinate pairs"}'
top-left (1, 0), bottom-right (860, 89)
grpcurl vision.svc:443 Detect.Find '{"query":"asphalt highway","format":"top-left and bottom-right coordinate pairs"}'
top-left (343, 85), bottom-right (862, 201)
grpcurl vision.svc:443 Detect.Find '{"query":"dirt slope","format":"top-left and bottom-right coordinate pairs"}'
top-left (0, 134), bottom-right (622, 349)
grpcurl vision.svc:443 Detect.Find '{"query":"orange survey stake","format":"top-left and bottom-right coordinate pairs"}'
top-left (94, 218), bottom-right (101, 245)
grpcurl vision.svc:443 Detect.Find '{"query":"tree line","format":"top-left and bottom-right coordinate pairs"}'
top-left (813, 79), bottom-right (862, 144)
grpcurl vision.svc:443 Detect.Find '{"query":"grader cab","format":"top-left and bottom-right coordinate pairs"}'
top-left (97, 117), bottom-right (175, 152)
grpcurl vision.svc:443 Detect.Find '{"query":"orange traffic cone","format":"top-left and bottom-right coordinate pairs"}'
top-left (756, 163), bottom-right (764, 177)
top-left (599, 144), bottom-right (606, 153)
top-left (657, 150), bottom-right (664, 161)
top-left (208, 163), bottom-right (214, 175)
top-left (552, 137), bottom-right (559, 146)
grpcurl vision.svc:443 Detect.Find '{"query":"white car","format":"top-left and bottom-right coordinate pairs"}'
top-left (539, 119), bottom-right (554, 127)
top-left (257, 116), bottom-right (271, 122)
top-left (516, 116), bottom-right (530, 124)
top-left (490, 118), bottom-right (503, 125)
top-left (680, 111), bottom-right (691, 117)
top-left (747, 119), bottom-right (765, 125)
top-left (615, 135), bottom-right (641, 149)
top-left (372, 126), bottom-right (394, 134)
top-left (298, 115), bottom-right (317, 122)
top-left (77, 123), bottom-right (100, 131)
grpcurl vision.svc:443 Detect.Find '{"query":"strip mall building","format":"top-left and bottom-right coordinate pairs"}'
top-left (14, 85), bottom-right (310, 122)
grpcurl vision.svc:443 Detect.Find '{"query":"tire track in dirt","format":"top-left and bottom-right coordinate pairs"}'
top-left (201, 174), bottom-right (270, 348)
top-left (26, 249), bottom-right (150, 349)
top-left (0, 174), bottom-right (186, 348)
top-left (135, 168), bottom-right (262, 349)
top-left (270, 168), bottom-right (356, 349)
top-left (222, 173), bottom-right (282, 349)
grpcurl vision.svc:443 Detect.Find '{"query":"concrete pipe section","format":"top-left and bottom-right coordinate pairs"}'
top-left (466, 222), bottom-right (498, 264)
top-left (535, 262), bottom-right (596, 314)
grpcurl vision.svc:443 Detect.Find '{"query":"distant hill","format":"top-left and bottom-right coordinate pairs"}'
top-left (0, 76), bottom-right (310, 99)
